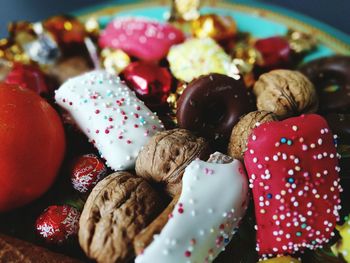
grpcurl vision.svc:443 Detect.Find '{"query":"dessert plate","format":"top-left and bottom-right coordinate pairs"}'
top-left (0, 1), bottom-right (348, 262)
top-left (75, 0), bottom-right (350, 62)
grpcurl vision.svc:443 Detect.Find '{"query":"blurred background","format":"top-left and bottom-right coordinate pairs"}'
top-left (0, 0), bottom-right (349, 37)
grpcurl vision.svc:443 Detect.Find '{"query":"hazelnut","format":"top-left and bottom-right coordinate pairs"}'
top-left (253, 70), bottom-right (318, 118)
top-left (228, 111), bottom-right (278, 160)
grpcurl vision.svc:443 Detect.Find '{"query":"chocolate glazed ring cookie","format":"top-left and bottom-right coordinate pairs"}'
top-left (176, 73), bottom-right (255, 148)
top-left (300, 55), bottom-right (350, 113)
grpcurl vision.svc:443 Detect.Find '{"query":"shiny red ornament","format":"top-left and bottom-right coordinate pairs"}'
top-left (71, 154), bottom-right (107, 193)
top-left (5, 63), bottom-right (49, 96)
top-left (122, 61), bottom-right (172, 109)
top-left (254, 36), bottom-right (292, 69)
top-left (35, 205), bottom-right (80, 244)
top-left (44, 15), bottom-right (86, 49)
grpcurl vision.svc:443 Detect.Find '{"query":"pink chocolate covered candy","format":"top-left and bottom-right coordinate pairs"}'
top-left (244, 114), bottom-right (342, 256)
top-left (99, 17), bottom-right (185, 61)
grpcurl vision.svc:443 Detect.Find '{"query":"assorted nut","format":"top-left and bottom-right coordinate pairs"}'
top-left (78, 172), bottom-right (165, 263)
top-left (135, 129), bottom-right (210, 196)
top-left (253, 70), bottom-right (318, 118)
top-left (228, 111), bottom-right (278, 160)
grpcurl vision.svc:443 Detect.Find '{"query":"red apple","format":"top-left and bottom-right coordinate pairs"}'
top-left (0, 83), bottom-right (65, 212)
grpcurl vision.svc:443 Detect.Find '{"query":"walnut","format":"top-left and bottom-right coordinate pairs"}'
top-left (134, 193), bottom-right (180, 255)
top-left (253, 70), bottom-right (318, 118)
top-left (228, 111), bottom-right (278, 160)
top-left (78, 172), bottom-right (165, 263)
top-left (135, 129), bottom-right (210, 197)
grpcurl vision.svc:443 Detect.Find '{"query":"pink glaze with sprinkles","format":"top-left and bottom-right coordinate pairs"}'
top-left (244, 114), bottom-right (342, 258)
top-left (99, 17), bottom-right (185, 61)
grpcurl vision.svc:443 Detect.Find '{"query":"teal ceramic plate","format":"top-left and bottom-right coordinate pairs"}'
top-left (75, 0), bottom-right (350, 63)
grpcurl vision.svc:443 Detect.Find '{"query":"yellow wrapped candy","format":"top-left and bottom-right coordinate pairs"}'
top-left (332, 216), bottom-right (350, 262)
top-left (0, 38), bottom-right (31, 64)
top-left (169, 0), bottom-right (201, 21)
top-left (260, 256), bottom-right (301, 263)
top-left (167, 37), bottom-right (239, 83)
top-left (191, 14), bottom-right (237, 41)
top-left (100, 48), bottom-right (131, 74)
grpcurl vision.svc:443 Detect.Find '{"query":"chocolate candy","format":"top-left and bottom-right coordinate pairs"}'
top-left (5, 63), bottom-right (49, 97)
top-left (254, 36), bottom-right (292, 69)
top-left (71, 154), bottom-right (107, 193)
top-left (36, 205), bottom-right (80, 244)
top-left (176, 73), bottom-right (255, 148)
top-left (44, 15), bottom-right (86, 54)
top-left (300, 55), bottom-right (350, 113)
top-left (122, 61), bottom-right (172, 109)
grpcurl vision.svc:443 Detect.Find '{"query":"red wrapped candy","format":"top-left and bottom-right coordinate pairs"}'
top-left (255, 36), bottom-right (292, 69)
top-left (122, 61), bottom-right (172, 109)
top-left (5, 63), bottom-right (49, 96)
top-left (44, 15), bottom-right (86, 52)
top-left (71, 154), bottom-right (107, 193)
top-left (35, 205), bottom-right (80, 244)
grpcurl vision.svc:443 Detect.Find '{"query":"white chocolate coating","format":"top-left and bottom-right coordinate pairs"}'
top-left (136, 158), bottom-right (249, 263)
top-left (55, 70), bottom-right (164, 170)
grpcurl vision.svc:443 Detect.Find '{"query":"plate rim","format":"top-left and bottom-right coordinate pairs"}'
top-left (74, 0), bottom-right (350, 54)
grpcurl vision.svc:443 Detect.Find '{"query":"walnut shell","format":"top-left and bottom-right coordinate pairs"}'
top-left (135, 129), bottom-right (210, 196)
top-left (253, 70), bottom-right (318, 118)
top-left (78, 172), bottom-right (164, 263)
top-left (228, 111), bottom-right (278, 160)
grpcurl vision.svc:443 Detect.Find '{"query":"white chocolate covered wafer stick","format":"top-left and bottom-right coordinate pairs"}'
top-left (55, 70), bottom-right (164, 170)
top-left (135, 152), bottom-right (249, 262)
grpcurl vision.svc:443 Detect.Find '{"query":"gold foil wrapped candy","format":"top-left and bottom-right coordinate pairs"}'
top-left (167, 82), bottom-right (187, 112)
top-left (230, 38), bottom-right (258, 87)
top-left (85, 17), bottom-right (100, 37)
top-left (44, 15), bottom-right (86, 48)
top-left (191, 14), bottom-right (237, 41)
top-left (9, 21), bottom-right (61, 65)
top-left (231, 39), bottom-right (262, 66)
top-left (332, 216), bottom-right (350, 262)
top-left (287, 29), bottom-right (317, 54)
top-left (100, 48), bottom-right (131, 74)
top-left (169, 0), bottom-right (201, 21)
top-left (0, 38), bottom-right (31, 64)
